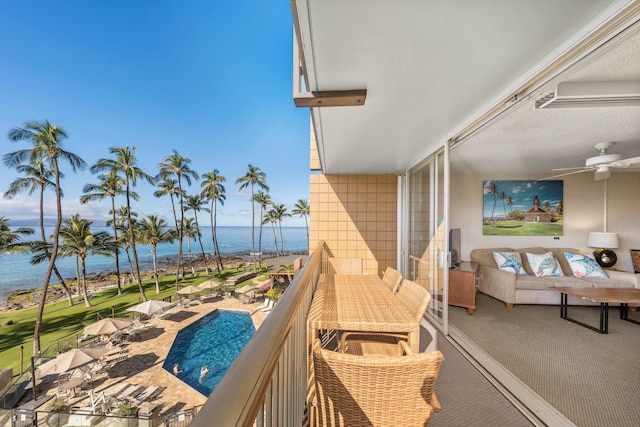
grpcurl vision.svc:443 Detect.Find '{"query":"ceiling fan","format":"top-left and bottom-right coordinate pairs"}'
top-left (541, 142), bottom-right (640, 181)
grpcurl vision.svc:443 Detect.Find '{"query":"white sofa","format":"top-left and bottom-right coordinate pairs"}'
top-left (470, 247), bottom-right (639, 307)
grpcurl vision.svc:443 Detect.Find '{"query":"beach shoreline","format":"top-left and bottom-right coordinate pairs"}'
top-left (0, 252), bottom-right (302, 312)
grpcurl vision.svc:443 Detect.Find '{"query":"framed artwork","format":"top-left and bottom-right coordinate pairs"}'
top-left (483, 180), bottom-right (563, 236)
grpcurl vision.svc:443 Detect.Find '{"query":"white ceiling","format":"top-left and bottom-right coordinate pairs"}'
top-left (293, 0), bottom-right (640, 176)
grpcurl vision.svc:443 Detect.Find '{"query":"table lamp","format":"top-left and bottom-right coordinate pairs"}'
top-left (587, 232), bottom-right (619, 268)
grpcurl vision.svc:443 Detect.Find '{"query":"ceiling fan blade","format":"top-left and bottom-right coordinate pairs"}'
top-left (616, 156), bottom-right (640, 166)
top-left (551, 166), bottom-right (588, 172)
top-left (594, 169), bottom-right (611, 181)
top-left (538, 169), bottom-right (592, 181)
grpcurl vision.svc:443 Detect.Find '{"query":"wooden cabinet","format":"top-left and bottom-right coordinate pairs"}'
top-left (448, 261), bottom-right (478, 315)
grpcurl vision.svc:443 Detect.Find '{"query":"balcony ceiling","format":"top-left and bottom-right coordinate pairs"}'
top-left (293, 0), bottom-right (640, 176)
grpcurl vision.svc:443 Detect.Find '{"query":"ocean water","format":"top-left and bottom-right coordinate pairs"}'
top-left (0, 226), bottom-right (308, 299)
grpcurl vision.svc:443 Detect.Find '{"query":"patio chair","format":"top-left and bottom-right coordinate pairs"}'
top-left (328, 257), bottom-right (363, 275)
top-left (382, 267), bottom-right (403, 293)
top-left (310, 338), bottom-right (443, 427)
top-left (340, 280), bottom-right (432, 355)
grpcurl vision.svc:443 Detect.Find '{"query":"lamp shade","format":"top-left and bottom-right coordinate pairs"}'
top-left (586, 232), bottom-right (619, 249)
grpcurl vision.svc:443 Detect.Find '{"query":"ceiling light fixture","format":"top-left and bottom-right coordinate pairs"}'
top-left (535, 81), bottom-right (640, 109)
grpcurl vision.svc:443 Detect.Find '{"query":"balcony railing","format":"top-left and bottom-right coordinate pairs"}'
top-left (190, 241), bottom-right (328, 427)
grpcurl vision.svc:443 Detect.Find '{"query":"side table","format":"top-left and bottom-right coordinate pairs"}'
top-left (449, 261), bottom-right (479, 315)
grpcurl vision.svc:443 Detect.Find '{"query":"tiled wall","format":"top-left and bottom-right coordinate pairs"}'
top-left (310, 118), bottom-right (320, 171)
top-left (309, 174), bottom-right (397, 276)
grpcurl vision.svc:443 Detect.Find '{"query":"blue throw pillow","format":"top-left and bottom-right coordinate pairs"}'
top-left (492, 251), bottom-right (528, 275)
top-left (564, 252), bottom-right (608, 278)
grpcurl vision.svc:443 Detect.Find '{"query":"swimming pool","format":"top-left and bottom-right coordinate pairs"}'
top-left (163, 309), bottom-right (255, 396)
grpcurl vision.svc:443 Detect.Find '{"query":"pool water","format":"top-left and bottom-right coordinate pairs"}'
top-left (163, 309), bottom-right (255, 396)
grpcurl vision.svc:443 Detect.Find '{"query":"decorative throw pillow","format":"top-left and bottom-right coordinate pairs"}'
top-left (526, 252), bottom-right (564, 277)
top-left (564, 252), bottom-right (609, 278)
top-left (492, 251), bottom-right (528, 275)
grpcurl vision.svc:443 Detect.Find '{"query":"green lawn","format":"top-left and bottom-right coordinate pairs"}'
top-left (0, 265), bottom-right (268, 376)
top-left (482, 221), bottom-right (563, 236)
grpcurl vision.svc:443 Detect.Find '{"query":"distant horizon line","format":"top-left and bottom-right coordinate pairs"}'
top-left (7, 219), bottom-right (307, 229)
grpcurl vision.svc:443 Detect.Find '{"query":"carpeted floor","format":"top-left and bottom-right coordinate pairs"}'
top-left (449, 293), bottom-right (640, 427)
top-left (424, 326), bottom-right (533, 426)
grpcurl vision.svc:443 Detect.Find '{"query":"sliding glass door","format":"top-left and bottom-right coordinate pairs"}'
top-left (403, 145), bottom-right (449, 329)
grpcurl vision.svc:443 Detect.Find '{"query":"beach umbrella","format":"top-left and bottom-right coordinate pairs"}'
top-left (83, 318), bottom-right (131, 336)
top-left (37, 346), bottom-right (110, 376)
top-left (127, 300), bottom-right (174, 315)
top-left (197, 280), bottom-right (217, 291)
top-left (236, 285), bottom-right (257, 294)
top-left (177, 285), bottom-right (202, 295)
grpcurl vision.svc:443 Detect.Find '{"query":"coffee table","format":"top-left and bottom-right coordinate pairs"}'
top-left (551, 287), bottom-right (640, 334)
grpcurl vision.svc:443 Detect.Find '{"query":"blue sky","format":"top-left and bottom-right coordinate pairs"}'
top-left (0, 1), bottom-right (310, 227)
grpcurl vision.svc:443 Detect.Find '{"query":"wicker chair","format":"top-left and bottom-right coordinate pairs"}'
top-left (382, 267), bottom-right (403, 293)
top-left (341, 279), bottom-right (432, 355)
top-left (310, 339), bottom-right (443, 427)
top-left (328, 257), bottom-right (363, 274)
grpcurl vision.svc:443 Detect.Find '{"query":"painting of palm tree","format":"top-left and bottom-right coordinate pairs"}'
top-left (482, 180), bottom-right (563, 236)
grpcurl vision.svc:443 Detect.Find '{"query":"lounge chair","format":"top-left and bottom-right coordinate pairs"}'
top-left (117, 384), bottom-right (143, 401)
top-left (134, 385), bottom-right (160, 403)
top-left (255, 298), bottom-right (271, 310)
top-left (131, 318), bottom-right (150, 329)
top-left (258, 300), bottom-right (274, 312)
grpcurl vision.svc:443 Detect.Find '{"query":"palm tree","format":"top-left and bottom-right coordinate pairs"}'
top-left (487, 183), bottom-right (498, 221)
top-left (181, 217), bottom-right (199, 275)
top-left (91, 146), bottom-right (153, 301)
top-left (499, 191), bottom-right (507, 219)
top-left (186, 194), bottom-right (210, 274)
top-left (235, 164), bottom-right (269, 269)
top-left (263, 210), bottom-right (279, 257)
top-left (0, 217), bottom-right (34, 252)
top-left (108, 205), bottom-right (138, 282)
top-left (253, 191), bottom-right (273, 265)
top-left (81, 170), bottom-right (133, 295)
top-left (3, 161), bottom-right (74, 305)
top-left (5, 119), bottom-right (86, 356)
top-left (293, 199), bottom-right (310, 248)
top-left (154, 177), bottom-right (182, 269)
top-left (506, 196), bottom-right (514, 214)
top-left (137, 215), bottom-right (176, 293)
top-left (58, 216), bottom-right (115, 307)
top-left (272, 204), bottom-right (291, 255)
top-left (157, 151), bottom-right (199, 289)
top-left (201, 170), bottom-right (226, 273)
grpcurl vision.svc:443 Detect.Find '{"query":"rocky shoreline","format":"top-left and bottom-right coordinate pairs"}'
top-left (0, 254), bottom-right (252, 312)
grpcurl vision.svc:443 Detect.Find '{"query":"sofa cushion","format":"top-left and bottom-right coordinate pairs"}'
top-left (492, 251), bottom-right (528, 275)
top-left (516, 275), bottom-right (592, 290)
top-left (581, 277), bottom-right (635, 288)
top-left (526, 252), bottom-right (564, 277)
top-left (515, 276), bottom-right (554, 290)
top-left (564, 252), bottom-right (608, 278)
